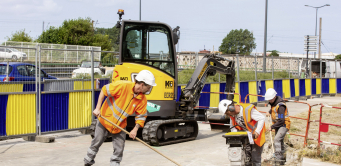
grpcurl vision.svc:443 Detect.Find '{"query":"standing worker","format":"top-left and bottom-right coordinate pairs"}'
top-left (84, 70), bottom-right (157, 166)
top-left (219, 99), bottom-right (265, 166)
top-left (265, 88), bottom-right (290, 165)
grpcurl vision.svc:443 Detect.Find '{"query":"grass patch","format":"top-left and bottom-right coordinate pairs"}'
top-left (177, 69), bottom-right (290, 84)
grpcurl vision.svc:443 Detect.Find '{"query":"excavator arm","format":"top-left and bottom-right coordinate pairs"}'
top-left (178, 54), bottom-right (235, 114)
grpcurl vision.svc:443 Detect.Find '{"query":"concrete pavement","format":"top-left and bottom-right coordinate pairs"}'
top-left (1, 96), bottom-right (341, 166)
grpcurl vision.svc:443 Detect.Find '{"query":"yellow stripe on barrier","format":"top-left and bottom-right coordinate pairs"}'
top-left (210, 83), bottom-right (219, 107)
top-left (68, 92), bottom-right (92, 129)
top-left (83, 81), bottom-right (92, 90)
top-left (330, 78), bottom-right (336, 94)
top-left (282, 80), bottom-right (291, 98)
top-left (294, 79), bottom-right (299, 96)
top-left (74, 81), bottom-right (83, 90)
top-left (0, 84), bottom-right (23, 92)
top-left (316, 78), bottom-right (321, 94)
top-left (234, 82), bottom-right (240, 103)
top-left (305, 79), bottom-right (311, 96)
top-left (248, 81), bottom-right (257, 103)
top-left (265, 80), bottom-right (273, 90)
top-left (6, 94), bottom-right (36, 136)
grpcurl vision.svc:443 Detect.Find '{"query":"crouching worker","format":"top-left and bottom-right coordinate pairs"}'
top-left (84, 70), bottom-right (157, 166)
top-left (219, 99), bottom-right (266, 166)
top-left (265, 88), bottom-right (290, 165)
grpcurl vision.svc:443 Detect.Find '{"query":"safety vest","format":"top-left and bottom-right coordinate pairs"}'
top-left (230, 103), bottom-right (266, 147)
top-left (99, 81), bottom-right (148, 134)
top-left (271, 102), bottom-right (290, 130)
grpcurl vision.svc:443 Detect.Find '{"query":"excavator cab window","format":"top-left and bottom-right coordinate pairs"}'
top-left (122, 22), bottom-right (175, 77)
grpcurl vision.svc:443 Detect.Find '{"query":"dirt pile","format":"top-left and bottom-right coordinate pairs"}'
top-left (261, 131), bottom-right (303, 166)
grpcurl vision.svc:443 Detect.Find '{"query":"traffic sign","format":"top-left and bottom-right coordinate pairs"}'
top-left (304, 35), bottom-right (319, 53)
top-left (304, 44), bottom-right (317, 46)
top-left (304, 40), bottom-right (317, 43)
top-left (304, 35), bottom-right (318, 39)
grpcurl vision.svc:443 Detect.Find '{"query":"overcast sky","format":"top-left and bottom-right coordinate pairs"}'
top-left (0, 0), bottom-right (340, 54)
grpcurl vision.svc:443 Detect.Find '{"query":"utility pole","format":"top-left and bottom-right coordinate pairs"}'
top-left (139, 0), bottom-right (141, 20)
top-left (263, 0), bottom-right (268, 72)
top-left (319, 18), bottom-right (322, 59)
top-left (42, 21), bottom-right (44, 42)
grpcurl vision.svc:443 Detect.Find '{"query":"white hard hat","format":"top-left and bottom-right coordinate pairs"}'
top-left (218, 99), bottom-right (233, 113)
top-left (135, 70), bottom-right (157, 86)
top-left (264, 88), bottom-right (277, 100)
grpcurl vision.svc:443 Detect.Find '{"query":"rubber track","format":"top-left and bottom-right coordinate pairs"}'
top-left (142, 119), bottom-right (198, 146)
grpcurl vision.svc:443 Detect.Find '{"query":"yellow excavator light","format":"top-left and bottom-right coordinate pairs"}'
top-left (117, 9), bottom-right (124, 15)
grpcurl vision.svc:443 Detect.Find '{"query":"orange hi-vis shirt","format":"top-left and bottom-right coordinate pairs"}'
top-left (99, 80), bottom-right (148, 134)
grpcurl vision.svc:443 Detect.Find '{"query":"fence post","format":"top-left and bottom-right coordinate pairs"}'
top-left (50, 45), bottom-right (53, 62)
top-left (335, 60), bottom-right (337, 79)
top-left (5, 61), bottom-right (9, 82)
top-left (38, 45), bottom-right (42, 135)
top-left (91, 47), bottom-right (95, 122)
top-left (289, 58), bottom-right (291, 79)
top-left (35, 45), bottom-right (39, 136)
top-left (77, 45), bottom-right (79, 63)
top-left (236, 54), bottom-right (240, 82)
top-left (297, 58), bottom-right (301, 78)
top-left (309, 59), bottom-right (313, 78)
top-left (272, 55), bottom-right (274, 79)
top-left (28, 45), bottom-right (30, 60)
top-left (317, 105), bottom-right (323, 155)
top-left (255, 55), bottom-right (257, 81)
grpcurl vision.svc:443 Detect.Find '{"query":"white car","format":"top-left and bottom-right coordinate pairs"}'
top-left (0, 48), bottom-right (27, 60)
top-left (72, 61), bottom-right (105, 78)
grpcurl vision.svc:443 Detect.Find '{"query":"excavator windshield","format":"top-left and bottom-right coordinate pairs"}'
top-left (121, 22), bottom-right (175, 77)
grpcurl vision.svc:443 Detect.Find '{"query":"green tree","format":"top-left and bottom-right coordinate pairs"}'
top-left (95, 27), bottom-right (120, 52)
top-left (219, 29), bottom-right (256, 55)
top-left (36, 17), bottom-right (113, 62)
top-left (267, 50), bottom-right (279, 56)
top-left (335, 54), bottom-right (341, 60)
top-left (6, 29), bottom-right (33, 42)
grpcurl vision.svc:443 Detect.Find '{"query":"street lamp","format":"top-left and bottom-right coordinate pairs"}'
top-left (305, 4), bottom-right (330, 58)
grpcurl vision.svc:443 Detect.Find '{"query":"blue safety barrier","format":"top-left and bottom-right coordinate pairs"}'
top-left (199, 84), bottom-right (210, 107)
top-left (41, 93), bottom-right (69, 132)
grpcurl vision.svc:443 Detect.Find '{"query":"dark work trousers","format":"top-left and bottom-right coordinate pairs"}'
top-left (274, 127), bottom-right (288, 163)
top-left (245, 143), bottom-right (264, 166)
top-left (84, 120), bottom-right (126, 166)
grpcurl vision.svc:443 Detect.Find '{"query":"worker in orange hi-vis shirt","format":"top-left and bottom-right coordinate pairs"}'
top-left (84, 70), bottom-right (157, 166)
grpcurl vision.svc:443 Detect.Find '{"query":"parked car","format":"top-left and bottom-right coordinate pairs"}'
top-left (0, 48), bottom-right (27, 60)
top-left (72, 61), bottom-right (105, 78)
top-left (0, 62), bottom-right (57, 81)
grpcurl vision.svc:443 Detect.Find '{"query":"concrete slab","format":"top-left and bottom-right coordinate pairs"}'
top-left (35, 136), bottom-right (55, 143)
top-left (22, 135), bottom-right (55, 143)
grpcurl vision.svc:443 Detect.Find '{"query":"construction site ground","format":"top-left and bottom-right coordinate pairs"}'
top-left (1, 97), bottom-right (341, 166)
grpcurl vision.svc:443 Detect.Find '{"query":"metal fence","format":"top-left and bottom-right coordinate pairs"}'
top-left (1, 41), bottom-right (101, 62)
top-left (176, 53), bottom-right (341, 82)
top-left (0, 44), bottom-right (114, 139)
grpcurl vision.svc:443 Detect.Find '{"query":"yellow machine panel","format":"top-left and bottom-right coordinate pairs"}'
top-left (113, 63), bottom-right (175, 100)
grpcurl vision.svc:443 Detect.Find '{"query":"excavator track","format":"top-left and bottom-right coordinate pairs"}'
top-left (142, 119), bottom-right (199, 146)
